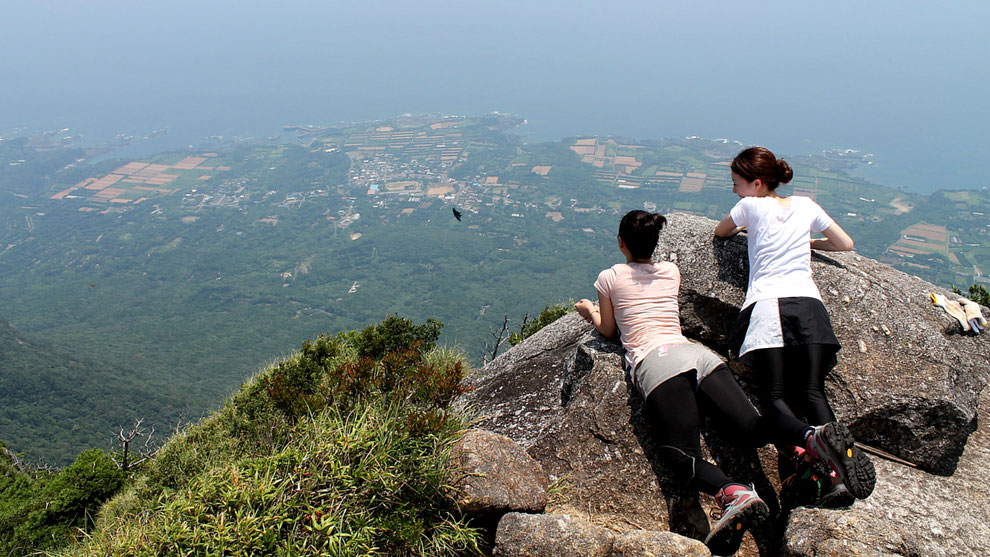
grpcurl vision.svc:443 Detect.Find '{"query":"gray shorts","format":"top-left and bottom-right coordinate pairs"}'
top-left (632, 342), bottom-right (726, 398)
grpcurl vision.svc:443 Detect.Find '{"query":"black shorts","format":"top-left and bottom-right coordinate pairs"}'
top-left (728, 297), bottom-right (840, 365)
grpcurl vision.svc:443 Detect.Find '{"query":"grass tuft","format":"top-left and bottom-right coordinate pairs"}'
top-left (57, 316), bottom-right (482, 556)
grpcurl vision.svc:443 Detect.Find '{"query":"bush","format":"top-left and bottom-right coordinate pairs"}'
top-left (67, 316), bottom-right (482, 556)
top-left (509, 302), bottom-right (573, 346)
top-left (0, 449), bottom-right (124, 556)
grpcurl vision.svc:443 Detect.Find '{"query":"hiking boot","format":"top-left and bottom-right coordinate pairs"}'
top-left (805, 422), bottom-right (876, 499)
top-left (704, 484), bottom-right (770, 556)
top-left (779, 461), bottom-right (822, 510)
top-left (818, 480), bottom-right (855, 509)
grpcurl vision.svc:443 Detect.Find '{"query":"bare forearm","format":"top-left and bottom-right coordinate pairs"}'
top-left (811, 238), bottom-right (853, 251)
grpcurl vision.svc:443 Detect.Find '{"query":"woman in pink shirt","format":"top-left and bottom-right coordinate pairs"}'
top-left (577, 210), bottom-right (874, 554)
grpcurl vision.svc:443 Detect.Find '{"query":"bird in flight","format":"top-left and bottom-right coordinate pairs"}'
top-left (452, 207), bottom-right (462, 221)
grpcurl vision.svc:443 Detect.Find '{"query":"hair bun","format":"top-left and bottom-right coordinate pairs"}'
top-left (776, 159), bottom-right (793, 184)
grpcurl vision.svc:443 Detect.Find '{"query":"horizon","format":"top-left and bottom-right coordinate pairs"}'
top-left (2, 1), bottom-right (988, 193)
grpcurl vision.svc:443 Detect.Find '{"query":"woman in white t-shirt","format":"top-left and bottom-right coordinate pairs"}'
top-left (715, 146), bottom-right (874, 507)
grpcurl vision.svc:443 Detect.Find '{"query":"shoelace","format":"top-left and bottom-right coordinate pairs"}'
top-left (710, 492), bottom-right (729, 520)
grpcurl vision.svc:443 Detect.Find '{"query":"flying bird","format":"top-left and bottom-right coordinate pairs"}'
top-left (452, 207), bottom-right (462, 221)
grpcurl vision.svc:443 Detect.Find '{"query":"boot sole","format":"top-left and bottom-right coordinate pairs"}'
top-left (820, 423), bottom-right (876, 500)
top-left (705, 499), bottom-right (769, 556)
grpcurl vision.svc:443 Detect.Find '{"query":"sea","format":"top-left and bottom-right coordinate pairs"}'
top-left (2, 1), bottom-right (987, 194)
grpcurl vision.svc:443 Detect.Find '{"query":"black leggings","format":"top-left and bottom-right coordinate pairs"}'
top-left (750, 344), bottom-right (835, 443)
top-left (644, 366), bottom-right (763, 495)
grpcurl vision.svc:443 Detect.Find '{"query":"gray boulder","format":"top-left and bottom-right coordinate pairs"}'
top-left (446, 429), bottom-right (549, 516)
top-left (493, 512), bottom-right (615, 557)
top-left (612, 529), bottom-right (711, 556)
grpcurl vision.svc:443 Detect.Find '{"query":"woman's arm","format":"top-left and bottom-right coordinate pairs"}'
top-left (811, 222), bottom-right (854, 251)
top-left (714, 214), bottom-right (744, 237)
top-left (575, 295), bottom-right (617, 338)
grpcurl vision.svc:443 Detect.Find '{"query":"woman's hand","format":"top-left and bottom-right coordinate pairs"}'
top-left (575, 299), bottom-right (597, 323)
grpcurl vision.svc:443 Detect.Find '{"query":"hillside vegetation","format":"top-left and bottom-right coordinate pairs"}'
top-left (26, 316), bottom-right (483, 556)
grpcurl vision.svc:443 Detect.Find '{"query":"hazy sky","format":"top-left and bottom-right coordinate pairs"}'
top-left (2, 0), bottom-right (987, 190)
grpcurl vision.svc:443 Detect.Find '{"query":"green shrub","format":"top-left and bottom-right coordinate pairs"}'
top-left (65, 316), bottom-right (481, 556)
top-left (0, 449), bottom-right (123, 556)
top-left (509, 302), bottom-right (573, 346)
top-left (969, 283), bottom-right (990, 306)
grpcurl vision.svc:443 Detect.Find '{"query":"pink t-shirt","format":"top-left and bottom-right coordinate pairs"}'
top-left (594, 262), bottom-right (688, 370)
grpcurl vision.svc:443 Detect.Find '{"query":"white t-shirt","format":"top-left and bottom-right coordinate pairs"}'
top-left (729, 196), bottom-right (834, 309)
top-left (594, 262), bottom-right (688, 370)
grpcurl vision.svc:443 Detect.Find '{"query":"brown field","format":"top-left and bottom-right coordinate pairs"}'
top-left (429, 121), bottom-right (460, 129)
top-left (426, 184), bottom-right (455, 196)
top-left (532, 165), bottom-right (552, 176)
top-left (198, 175), bottom-right (212, 180)
top-left (889, 245), bottom-right (927, 256)
top-left (110, 198), bottom-right (131, 204)
top-left (95, 187), bottom-right (127, 197)
top-left (902, 223), bottom-right (947, 243)
top-left (172, 156), bottom-right (207, 169)
top-left (485, 176), bottom-right (499, 184)
top-left (593, 160), bottom-right (604, 168)
top-left (895, 238), bottom-right (945, 253)
top-left (686, 172), bottom-right (707, 179)
top-left (656, 171), bottom-right (683, 177)
top-left (400, 208), bottom-right (414, 215)
top-left (595, 144), bottom-right (607, 158)
top-left (51, 188), bottom-right (76, 200)
top-left (615, 156), bottom-right (641, 166)
top-left (78, 207), bottom-right (97, 212)
top-left (216, 166), bottom-right (231, 171)
top-left (114, 162), bottom-right (149, 174)
top-left (575, 138), bottom-right (597, 146)
top-left (948, 253), bottom-right (960, 264)
top-left (546, 211), bottom-right (564, 222)
top-left (679, 177), bottom-right (705, 193)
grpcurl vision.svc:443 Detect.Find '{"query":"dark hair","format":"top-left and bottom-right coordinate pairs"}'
top-left (618, 210), bottom-right (667, 260)
top-left (731, 146), bottom-right (793, 190)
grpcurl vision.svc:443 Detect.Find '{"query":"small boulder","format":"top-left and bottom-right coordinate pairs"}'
top-left (493, 512), bottom-right (614, 557)
top-left (446, 429), bottom-right (548, 516)
top-left (612, 529), bottom-right (711, 556)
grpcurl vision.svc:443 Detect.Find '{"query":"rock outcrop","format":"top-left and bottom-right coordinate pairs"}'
top-left (457, 213), bottom-right (990, 555)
